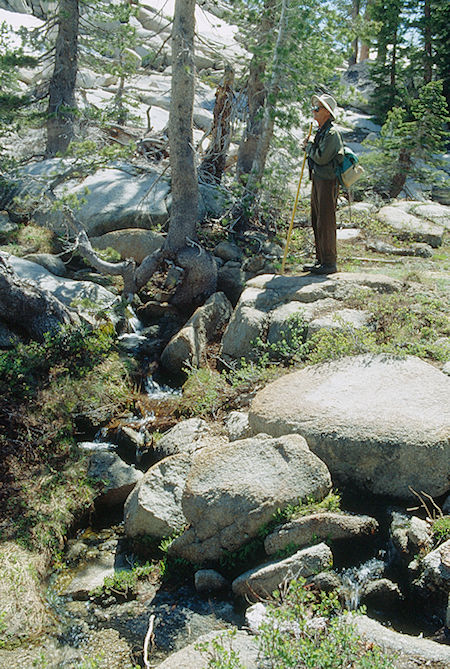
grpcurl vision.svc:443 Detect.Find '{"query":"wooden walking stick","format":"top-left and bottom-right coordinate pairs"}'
top-left (281, 122), bottom-right (313, 274)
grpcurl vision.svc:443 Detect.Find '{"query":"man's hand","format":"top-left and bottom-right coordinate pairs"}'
top-left (301, 137), bottom-right (311, 151)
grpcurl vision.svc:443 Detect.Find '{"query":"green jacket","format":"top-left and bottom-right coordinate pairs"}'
top-left (306, 119), bottom-right (344, 180)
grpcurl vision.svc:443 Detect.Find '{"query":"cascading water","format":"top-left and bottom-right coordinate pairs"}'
top-left (340, 558), bottom-right (385, 610)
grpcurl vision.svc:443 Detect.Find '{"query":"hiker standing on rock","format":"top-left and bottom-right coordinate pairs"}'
top-left (302, 94), bottom-right (344, 275)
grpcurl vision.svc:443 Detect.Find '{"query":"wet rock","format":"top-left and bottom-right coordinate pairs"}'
top-left (249, 354), bottom-right (450, 499)
top-left (124, 452), bottom-right (191, 538)
top-left (170, 434), bottom-right (331, 563)
top-left (310, 570), bottom-right (343, 593)
top-left (161, 292), bottom-right (233, 375)
top-left (232, 542), bottom-right (333, 599)
top-left (390, 512), bottom-right (433, 563)
top-left (264, 512), bottom-right (378, 556)
top-left (63, 553), bottom-right (116, 600)
top-left (88, 451), bottom-right (143, 506)
top-left (361, 578), bottom-right (403, 609)
top-left (348, 613), bottom-right (450, 668)
top-left (194, 569), bottom-right (229, 593)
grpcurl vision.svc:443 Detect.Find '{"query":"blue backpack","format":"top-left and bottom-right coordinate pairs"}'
top-left (336, 146), bottom-right (364, 189)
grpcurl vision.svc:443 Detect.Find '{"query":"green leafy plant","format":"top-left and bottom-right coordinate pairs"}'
top-left (199, 579), bottom-right (393, 668)
top-left (254, 312), bottom-right (311, 364)
top-left (431, 516), bottom-right (450, 544)
top-left (196, 629), bottom-right (245, 669)
top-left (179, 367), bottom-right (230, 418)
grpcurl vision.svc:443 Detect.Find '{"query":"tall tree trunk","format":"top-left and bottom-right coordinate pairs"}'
top-left (390, 29), bottom-right (397, 88)
top-left (349, 0), bottom-right (360, 65)
top-left (423, 0), bottom-right (432, 84)
top-left (166, 0), bottom-right (198, 253)
top-left (165, 0), bottom-right (216, 309)
top-left (236, 0), bottom-right (276, 179)
top-left (46, 0), bottom-right (79, 157)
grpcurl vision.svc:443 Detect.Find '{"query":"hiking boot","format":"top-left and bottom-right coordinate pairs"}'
top-left (302, 261), bottom-right (321, 272)
top-left (310, 263), bottom-right (337, 275)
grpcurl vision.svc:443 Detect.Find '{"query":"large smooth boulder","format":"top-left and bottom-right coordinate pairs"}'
top-left (249, 354), bottom-right (450, 499)
top-left (161, 292), bottom-right (232, 375)
top-left (232, 542), bottom-right (333, 599)
top-left (169, 434), bottom-right (332, 563)
top-left (124, 453), bottom-right (192, 538)
top-left (90, 229), bottom-right (164, 263)
top-left (264, 512), bottom-right (378, 556)
top-left (3, 160), bottom-right (171, 237)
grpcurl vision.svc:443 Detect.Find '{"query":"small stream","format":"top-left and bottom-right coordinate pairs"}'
top-left (37, 342), bottom-right (445, 666)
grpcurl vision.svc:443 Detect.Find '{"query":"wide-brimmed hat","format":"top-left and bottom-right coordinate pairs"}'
top-left (311, 94), bottom-right (337, 119)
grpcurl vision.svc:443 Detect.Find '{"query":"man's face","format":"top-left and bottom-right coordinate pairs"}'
top-left (313, 104), bottom-right (331, 126)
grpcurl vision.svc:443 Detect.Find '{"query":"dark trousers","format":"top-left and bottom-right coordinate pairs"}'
top-left (311, 176), bottom-right (338, 266)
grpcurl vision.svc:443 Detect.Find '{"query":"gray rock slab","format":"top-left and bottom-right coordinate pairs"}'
top-left (414, 203), bottom-right (450, 230)
top-left (23, 253), bottom-right (67, 277)
top-left (5, 253), bottom-right (116, 313)
top-left (155, 630), bottom-right (259, 669)
top-left (264, 512), bottom-right (378, 555)
top-left (88, 452), bottom-right (143, 506)
top-left (307, 308), bottom-right (370, 338)
top-left (377, 206), bottom-right (444, 247)
top-left (90, 229), bottom-right (164, 263)
top-left (67, 166), bottom-right (170, 236)
top-left (413, 539), bottom-right (450, 593)
top-left (220, 302), bottom-right (269, 359)
top-left (170, 434), bottom-right (331, 563)
top-left (248, 354), bottom-right (450, 499)
top-left (123, 453), bottom-right (192, 538)
top-left (348, 613), bottom-right (450, 668)
top-left (232, 542), bottom-right (333, 599)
